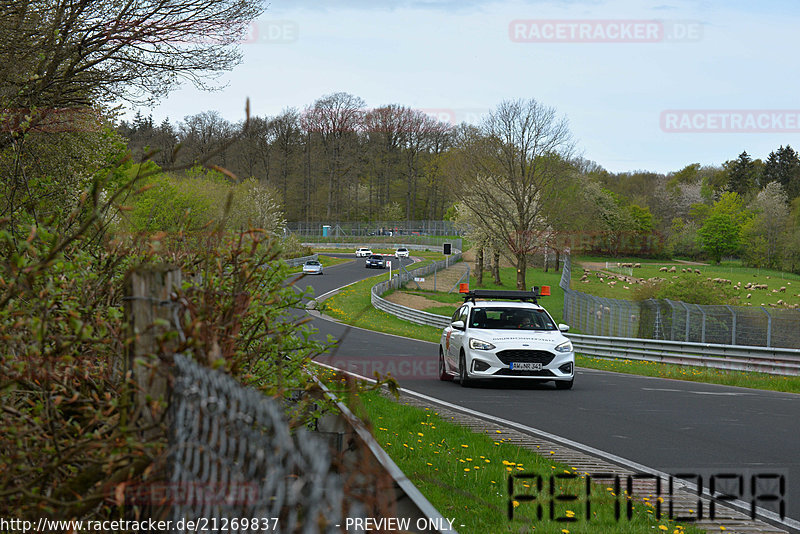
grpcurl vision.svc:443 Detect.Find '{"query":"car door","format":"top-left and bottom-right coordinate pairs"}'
top-left (444, 305), bottom-right (462, 369)
top-left (447, 305), bottom-right (468, 370)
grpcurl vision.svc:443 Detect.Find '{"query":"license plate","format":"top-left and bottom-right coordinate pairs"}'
top-left (510, 362), bottom-right (542, 371)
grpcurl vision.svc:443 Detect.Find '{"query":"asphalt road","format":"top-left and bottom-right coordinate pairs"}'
top-left (294, 255), bottom-right (800, 531)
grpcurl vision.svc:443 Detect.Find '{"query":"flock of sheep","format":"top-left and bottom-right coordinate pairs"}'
top-left (577, 263), bottom-right (800, 309)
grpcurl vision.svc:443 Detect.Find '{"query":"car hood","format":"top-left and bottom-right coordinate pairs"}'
top-left (468, 329), bottom-right (569, 350)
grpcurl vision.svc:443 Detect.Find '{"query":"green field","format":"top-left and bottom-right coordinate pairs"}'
top-left (573, 257), bottom-right (800, 306)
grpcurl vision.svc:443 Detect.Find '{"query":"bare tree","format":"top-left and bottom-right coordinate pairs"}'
top-left (364, 105), bottom-right (409, 218)
top-left (1, 0), bottom-right (263, 115)
top-left (302, 92), bottom-right (365, 218)
top-left (449, 99), bottom-right (574, 289)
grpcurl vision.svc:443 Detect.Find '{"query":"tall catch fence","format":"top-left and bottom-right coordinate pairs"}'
top-left (287, 220), bottom-right (459, 237)
top-left (560, 256), bottom-right (800, 348)
top-left (168, 353), bottom-right (361, 533)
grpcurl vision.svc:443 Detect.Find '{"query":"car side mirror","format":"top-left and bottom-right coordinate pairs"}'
top-left (451, 320), bottom-right (465, 331)
top-left (558, 323), bottom-right (570, 332)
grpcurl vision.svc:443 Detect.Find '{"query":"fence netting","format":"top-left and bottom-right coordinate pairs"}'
top-left (169, 354), bottom-right (362, 533)
top-left (560, 256), bottom-right (800, 348)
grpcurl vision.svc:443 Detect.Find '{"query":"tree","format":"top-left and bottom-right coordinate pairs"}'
top-left (742, 181), bottom-right (789, 268)
top-left (302, 92), bottom-right (365, 218)
top-left (697, 213), bottom-right (741, 263)
top-left (448, 99), bottom-right (574, 289)
top-left (762, 145), bottom-right (800, 200)
top-left (0, 0), bottom-right (263, 132)
top-left (725, 151), bottom-right (759, 197)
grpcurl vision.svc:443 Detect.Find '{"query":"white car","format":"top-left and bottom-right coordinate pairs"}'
top-left (438, 289), bottom-right (574, 389)
top-left (395, 247), bottom-right (410, 258)
top-left (355, 247), bottom-right (373, 257)
top-left (302, 260), bottom-right (323, 275)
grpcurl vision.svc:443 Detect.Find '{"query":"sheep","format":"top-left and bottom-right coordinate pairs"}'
top-left (772, 289), bottom-right (779, 293)
top-left (777, 299), bottom-right (785, 305)
top-left (668, 266), bottom-right (677, 273)
top-left (659, 267), bottom-right (668, 272)
top-left (746, 293), bottom-right (751, 299)
top-left (623, 285), bottom-right (630, 290)
top-left (681, 268), bottom-right (687, 273)
top-left (779, 286), bottom-right (786, 292)
top-left (633, 263), bottom-right (641, 268)
top-left (608, 281), bottom-right (617, 286)
top-left (694, 269), bottom-right (701, 274)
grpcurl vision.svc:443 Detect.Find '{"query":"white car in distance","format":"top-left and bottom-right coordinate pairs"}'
top-left (395, 247), bottom-right (410, 258)
top-left (439, 288), bottom-right (574, 389)
top-left (302, 260), bottom-right (323, 275)
top-left (355, 247), bottom-right (373, 257)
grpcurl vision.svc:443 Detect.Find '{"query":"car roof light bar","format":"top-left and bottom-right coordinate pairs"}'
top-left (462, 287), bottom-right (550, 304)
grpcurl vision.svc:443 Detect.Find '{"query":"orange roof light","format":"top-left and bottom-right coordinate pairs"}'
top-left (459, 283), bottom-right (469, 293)
top-left (540, 285), bottom-right (551, 296)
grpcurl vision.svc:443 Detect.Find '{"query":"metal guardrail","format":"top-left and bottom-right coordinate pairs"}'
top-left (567, 333), bottom-right (800, 376)
top-left (284, 253), bottom-right (318, 267)
top-left (371, 252), bottom-right (462, 330)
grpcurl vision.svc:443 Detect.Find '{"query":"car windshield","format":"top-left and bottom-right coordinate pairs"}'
top-left (369, 255), bottom-right (382, 259)
top-left (469, 307), bottom-right (556, 331)
top-left (305, 261), bottom-right (320, 266)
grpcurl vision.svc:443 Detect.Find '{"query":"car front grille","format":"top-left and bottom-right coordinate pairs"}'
top-left (493, 368), bottom-right (555, 377)
top-left (495, 350), bottom-right (555, 366)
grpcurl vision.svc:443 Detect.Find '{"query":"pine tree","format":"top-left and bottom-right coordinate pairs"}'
top-left (725, 151), bottom-right (757, 197)
top-left (763, 145), bottom-right (800, 200)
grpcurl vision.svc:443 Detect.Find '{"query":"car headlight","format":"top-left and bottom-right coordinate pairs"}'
top-left (469, 338), bottom-right (496, 351)
top-left (554, 340), bottom-right (573, 353)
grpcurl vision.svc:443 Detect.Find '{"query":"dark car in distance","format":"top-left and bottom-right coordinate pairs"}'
top-left (365, 255), bottom-right (386, 269)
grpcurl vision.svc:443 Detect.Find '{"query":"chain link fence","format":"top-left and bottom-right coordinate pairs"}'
top-left (287, 220), bottom-right (459, 237)
top-left (560, 256), bottom-right (800, 348)
top-left (168, 354), bottom-right (363, 533)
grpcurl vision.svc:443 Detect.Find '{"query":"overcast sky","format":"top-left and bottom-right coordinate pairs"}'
top-left (137, 0), bottom-right (800, 174)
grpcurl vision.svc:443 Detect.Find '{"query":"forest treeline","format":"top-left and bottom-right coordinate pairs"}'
top-left (119, 93), bottom-right (800, 272)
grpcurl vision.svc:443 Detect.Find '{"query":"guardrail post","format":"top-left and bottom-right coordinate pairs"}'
top-left (761, 306), bottom-right (772, 347)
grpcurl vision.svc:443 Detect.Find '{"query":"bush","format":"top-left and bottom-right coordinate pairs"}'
top-left (0, 167), bottom-right (326, 520)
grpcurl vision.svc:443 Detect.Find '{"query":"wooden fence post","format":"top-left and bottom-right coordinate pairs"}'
top-left (123, 264), bottom-right (182, 434)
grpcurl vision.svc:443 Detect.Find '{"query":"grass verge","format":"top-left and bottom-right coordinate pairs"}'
top-left (348, 389), bottom-right (703, 534)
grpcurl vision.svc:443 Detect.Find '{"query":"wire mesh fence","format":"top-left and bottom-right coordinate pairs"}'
top-left (560, 256), bottom-right (800, 348)
top-left (286, 220), bottom-right (459, 237)
top-left (168, 353), bottom-right (362, 533)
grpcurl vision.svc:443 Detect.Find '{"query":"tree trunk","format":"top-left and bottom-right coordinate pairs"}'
top-left (492, 250), bottom-right (501, 285)
top-left (555, 248), bottom-right (561, 272)
top-left (516, 252), bottom-right (527, 290)
top-left (476, 247), bottom-right (484, 286)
